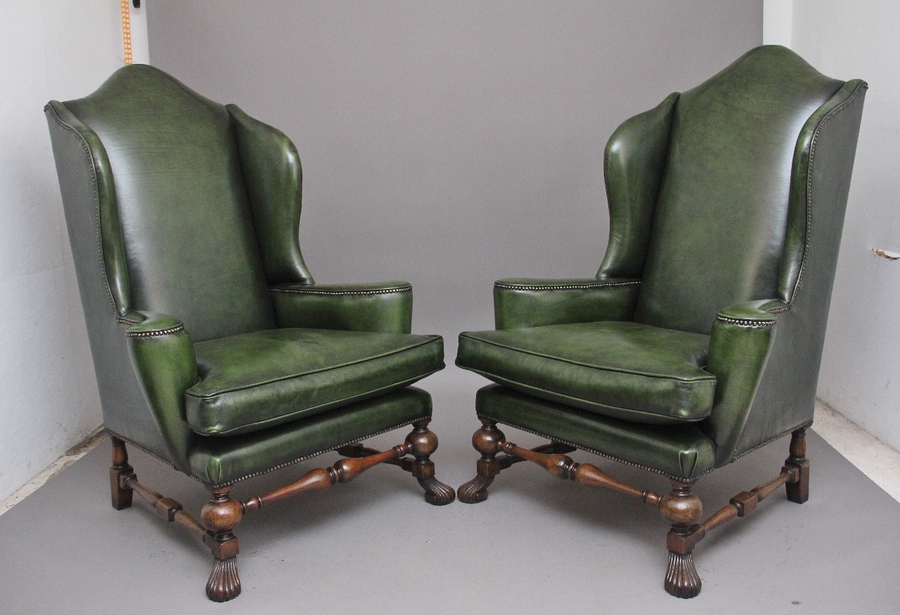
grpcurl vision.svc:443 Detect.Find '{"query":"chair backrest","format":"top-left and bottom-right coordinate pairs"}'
top-left (629, 46), bottom-right (846, 334)
top-left (48, 65), bottom-right (276, 342)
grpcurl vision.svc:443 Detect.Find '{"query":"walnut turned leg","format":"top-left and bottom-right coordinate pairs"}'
top-left (406, 419), bottom-right (456, 505)
top-left (784, 428), bottom-right (810, 504)
top-left (109, 436), bottom-right (134, 510)
top-left (201, 487), bottom-right (243, 602)
top-left (660, 481), bottom-right (704, 599)
top-left (458, 417), bottom-right (505, 504)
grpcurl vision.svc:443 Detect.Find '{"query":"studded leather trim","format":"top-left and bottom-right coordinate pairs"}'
top-left (124, 324), bottom-right (185, 338)
top-left (494, 280), bottom-right (641, 291)
top-left (272, 286), bottom-right (411, 296)
top-left (715, 316), bottom-right (776, 328)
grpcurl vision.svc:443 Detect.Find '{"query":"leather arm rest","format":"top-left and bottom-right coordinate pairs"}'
top-left (270, 282), bottom-right (413, 334)
top-left (493, 277), bottom-right (641, 330)
top-left (121, 310), bottom-right (198, 472)
top-left (703, 299), bottom-right (784, 466)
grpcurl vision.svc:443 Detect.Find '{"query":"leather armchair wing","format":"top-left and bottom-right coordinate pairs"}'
top-left (45, 64), bottom-right (453, 602)
top-left (455, 46), bottom-right (866, 598)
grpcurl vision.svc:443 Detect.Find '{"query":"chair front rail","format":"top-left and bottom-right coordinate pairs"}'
top-left (241, 444), bottom-right (410, 511)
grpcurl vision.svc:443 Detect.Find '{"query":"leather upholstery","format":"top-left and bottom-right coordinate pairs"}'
top-left (477, 385), bottom-right (717, 480)
top-left (188, 388), bottom-right (433, 487)
top-left (46, 65), bottom-right (445, 485)
top-left (632, 49), bottom-right (844, 334)
top-left (456, 46), bottom-right (866, 474)
top-left (459, 322), bottom-right (713, 424)
top-left (187, 329), bottom-right (442, 436)
top-left (271, 281), bottom-right (414, 333)
top-left (493, 278), bottom-right (640, 329)
top-left (54, 66), bottom-right (276, 343)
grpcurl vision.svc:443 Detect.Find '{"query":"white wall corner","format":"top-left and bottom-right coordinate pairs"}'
top-left (763, 0), bottom-right (793, 47)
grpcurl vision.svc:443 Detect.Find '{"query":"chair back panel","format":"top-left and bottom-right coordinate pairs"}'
top-left (62, 65), bottom-right (275, 341)
top-left (633, 47), bottom-right (843, 334)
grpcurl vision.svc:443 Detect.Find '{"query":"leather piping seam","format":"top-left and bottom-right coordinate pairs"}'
top-left (272, 287), bottom-right (411, 296)
top-left (494, 280), bottom-right (641, 291)
top-left (477, 414), bottom-right (714, 481)
top-left (124, 324), bottom-right (186, 338)
top-left (188, 367), bottom-right (442, 435)
top-left (728, 420), bottom-right (813, 463)
top-left (791, 81), bottom-right (867, 305)
top-left (188, 340), bottom-right (440, 400)
top-left (460, 339), bottom-right (713, 382)
top-left (715, 316), bottom-right (776, 328)
top-left (45, 105), bottom-right (119, 314)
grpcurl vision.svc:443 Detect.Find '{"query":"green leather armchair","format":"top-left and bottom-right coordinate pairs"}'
top-left (45, 65), bottom-right (453, 602)
top-left (456, 46), bottom-right (866, 598)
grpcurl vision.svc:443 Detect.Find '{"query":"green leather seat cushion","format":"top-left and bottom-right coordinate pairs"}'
top-left (457, 321), bottom-right (715, 425)
top-left (476, 385), bottom-right (717, 480)
top-left (187, 328), bottom-right (443, 436)
top-left (189, 387), bottom-right (432, 486)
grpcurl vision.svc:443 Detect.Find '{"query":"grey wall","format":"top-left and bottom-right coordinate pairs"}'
top-left (0, 1), bottom-right (132, 503)
top-left (147, 1), bottom-right (762, 353)
top-left (789, 0), bottom-right (900, 451)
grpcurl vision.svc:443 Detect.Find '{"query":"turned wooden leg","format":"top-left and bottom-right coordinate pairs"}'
top-left (406, 420), bottom-right (456, 505)
top-left (201, 487), bottom-right (242, 602)
top-left (458, 417), bottom-right (505, 504)
top-left (660, 480), bottom-right (704, 599)
top-left (109, 436), bottom-right (134, 510)
top-left (784, 428), bottom-right (810, 504)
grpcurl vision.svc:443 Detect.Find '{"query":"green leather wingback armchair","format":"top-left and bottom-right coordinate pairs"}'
top-left (45, 65), bottom-right (453, 602)
top-left (456, 46), bottom-right (866, 598)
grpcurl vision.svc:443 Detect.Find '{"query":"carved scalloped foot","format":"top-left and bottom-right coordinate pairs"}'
top-left (418, 476), bottom-right (456, 505)
top-left (664, 550), bottom-right (701, 599)
top-left (206, 556), bottom-right (241, 602)
top-left (458, 475), bottom-right (494, 504)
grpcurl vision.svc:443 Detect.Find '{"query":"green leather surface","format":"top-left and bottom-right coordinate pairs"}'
top-left (476, 385), bottom-right (716, 480)
top-left (493, 278), bottom-right (640, 330)
top-left (455, 46), bottom-right (866, 474)
top-left (46, 102), bottom-right (178, 461)
top-left (701, 301), bottom-right (778, 466)
top-left (46, 100), bottom-right (132, 316)
top-left (188, 329), bottom-right (443, 436)
top-left (190, 387), bottom-right (432, 486)
top-left (633, 46), bottom-right (843, 334)
top-left (272, 282), bottom-right (413, 333)
top-left (124, 310), bottom-right (199, 471)
top-left (46, 64), bottom-right (447, 482)
top-left (731, 80), bottom-right (867, 459)
top-left (458, 322), bottom-right (714, 424)
top-left (598, 93), bottom-right (678, 280)
top-left (59, 65), bottom-right (275, 343)
top-left (228, 104), bottom-right (315, 286)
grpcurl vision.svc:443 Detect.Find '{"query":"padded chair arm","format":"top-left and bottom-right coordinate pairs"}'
top-left (702, 300), bottom-right (784, 466)
top-left (122, 310), bottom-right (198, 472)
top-left (270, 282), bottom-right (413, 333)
top-left (493, 278), bottom-right (641, 330)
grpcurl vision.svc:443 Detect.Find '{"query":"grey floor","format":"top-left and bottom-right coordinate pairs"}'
top-left (2, 371), bottom-right (899, 614)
